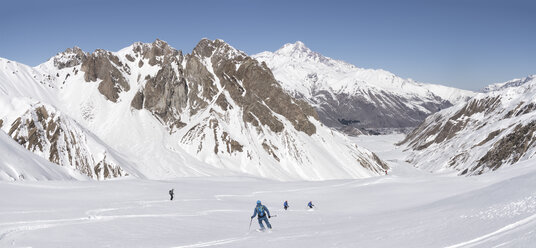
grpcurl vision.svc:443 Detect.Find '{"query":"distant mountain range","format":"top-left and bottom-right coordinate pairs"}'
top-left (254, 41), bottom-right (474, 135)
top-left (4, 38), bottom-right (527, 181)
top-left (400, 75), bottom-right (536, 175)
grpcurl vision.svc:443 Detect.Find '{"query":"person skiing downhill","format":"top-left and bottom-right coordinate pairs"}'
top-left (307, 201), bottom-right (314, 209)
top-left (169, 189), bottom-right (174, 201)
top-left (283, 200), bottom-right (289, 210)
top-left (251, 200), bottom-right (272, 230)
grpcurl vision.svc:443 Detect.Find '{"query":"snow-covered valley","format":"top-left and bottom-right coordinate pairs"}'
top-left (2, 134), bottom-right (535, 247)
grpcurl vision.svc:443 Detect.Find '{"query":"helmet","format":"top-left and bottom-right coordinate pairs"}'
top-left (256, 200), bottom-right (261, 204)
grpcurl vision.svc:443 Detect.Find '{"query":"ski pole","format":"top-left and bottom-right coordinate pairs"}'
top-left (248, 218), bottom-right (253, 231)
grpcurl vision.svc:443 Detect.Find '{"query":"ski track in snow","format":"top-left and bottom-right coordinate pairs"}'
top-left (446, 213), bottom-right (536, 248)
top-left (213, 180), bottom-right (363, 200)
top-left (0, 180), bottom-right (346, 245)
top-left (172, 237), bottom-right (251, 248)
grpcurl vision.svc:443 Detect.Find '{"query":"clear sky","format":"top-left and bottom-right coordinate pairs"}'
top-left (1, 0), bottom-right (534, 91)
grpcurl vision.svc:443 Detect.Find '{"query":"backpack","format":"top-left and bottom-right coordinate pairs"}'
top-left (257, 205), bottom-right (265, 217)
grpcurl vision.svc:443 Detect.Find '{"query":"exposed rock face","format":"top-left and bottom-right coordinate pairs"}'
top-left (6, 104), bottom-right (128, 180)
top-left (53, 47), bottom-right (86, 69)
top-left (142, 64), bottom-right (188, 122)
top-left (131, 91), bottom-right (144, 110)
top-left (190, 39), bottom-right (318, 135)
top-left (401, 96), bottom-right (502, 150)
top-left (401, 75), bottom-right (536, 176)
top-left (472, 121), bottom-right (536, 174)
top-left (80, 50), bottom-right (131, 102)
top-left (134, 39), bottom-right (181, 66)
top-left (128, 39), bottom-right (317, 135)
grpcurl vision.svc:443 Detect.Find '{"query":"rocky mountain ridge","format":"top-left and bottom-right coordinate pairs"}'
top-left (0, 39), bottom-right (388, 181)
top-left (400, 75), bottom-right (536, 175)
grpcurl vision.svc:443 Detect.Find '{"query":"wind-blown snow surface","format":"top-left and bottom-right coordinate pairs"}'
top-left (254, 42), bottom-right (474, 131)
top-left (1, 135), bottom-right (535, 247)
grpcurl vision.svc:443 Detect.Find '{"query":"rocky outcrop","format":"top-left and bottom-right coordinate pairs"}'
top-left (471, 121), bottom-right (536, 174)
top-left (53, 47), bottom-right (86, 69)
top-left (142, 64), bottom-right (188, 122)
top-left (401, 96), bottom-right (502, 150)
top-left (6, 104), bottom-right (128, 180)
top-left (80, 50), bottom-right (131, 102)
top-left (133, 39), bottom-right (181, 66)
top-left (191, 39), bottom-right (318, 135)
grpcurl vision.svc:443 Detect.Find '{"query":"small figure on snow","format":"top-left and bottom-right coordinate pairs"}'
top-left (385, 170), bottom-right (388, 175)
top-left (283, 200), bottom-right (289, 210)
top-left (307, 201), bottom-right (315, 209)
top-left (169, 188), bottom-right (174, 201)
top-left (251, 200), bottom-right (272, 230)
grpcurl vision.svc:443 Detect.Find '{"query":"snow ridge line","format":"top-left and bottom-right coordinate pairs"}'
top-left (445, 213), bottom-right (536, 248)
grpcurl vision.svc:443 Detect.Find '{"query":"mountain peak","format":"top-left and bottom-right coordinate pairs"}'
top-left (272, 41), bottom-right (334, 65)
top-left (192, 38), bottom-right (245, 59)
top-left (277, 41), bottom-right (313, 56)
top-left (483, 74), bottom-right (536, 93)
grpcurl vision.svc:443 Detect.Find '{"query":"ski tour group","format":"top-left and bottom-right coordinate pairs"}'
top-left (249, 200), bottom-right (315, 231)
top-left (168, 189), bottom-right (315, 231)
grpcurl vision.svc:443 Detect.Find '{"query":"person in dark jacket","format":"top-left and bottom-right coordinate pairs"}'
top-left (169, 189), bottom-right (174, 201)
top-left (251, 200), bottom-right (272, 230)
top-left (283, 200), bottom-right (289, 210)
top-left (308, 201), bottom-right (314, 209)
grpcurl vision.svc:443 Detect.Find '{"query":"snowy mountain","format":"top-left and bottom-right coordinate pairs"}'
top-left (0, 128), bottom-right (85, 181)
top-left (0, 39), bottom-right (388, 181)
top-left (483, 75), bottom-right (536, 93)
top-left (0, 98), bottom-right (133, 180)
top-left (400, 75), bottom-right (536, 175)
top-left (253, 41), bottom-right (474, 134)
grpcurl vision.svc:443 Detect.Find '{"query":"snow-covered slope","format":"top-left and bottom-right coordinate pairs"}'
top-left (1, 151), bottom-right (535, 247)
top-left (483, 75), bottom-right (536, 93)
top-left (0, 127), bottom-right (85, 181)
top-left (400, 75), bottom-right (536, 175)
top-left (0, 39), bottom-right (388, 181)
top-left (254, 42), bottom-right (474, 134)
top-left (0, 97), bottom-right (137, 180)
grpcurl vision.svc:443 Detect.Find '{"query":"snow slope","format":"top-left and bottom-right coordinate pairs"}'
top-left (401, 75), bottom-right (536, 175)
top-left (254, 42), bottom-right (474, 133)
top-left (0, 135), bottom-right (534, 247)
top-left (0, 129), bottom-right (85, 181)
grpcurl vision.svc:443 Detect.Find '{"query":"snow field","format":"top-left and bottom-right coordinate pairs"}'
top-left (1, 135), bottom-right (535, 247)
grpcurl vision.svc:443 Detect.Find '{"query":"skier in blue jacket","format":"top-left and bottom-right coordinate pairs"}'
top-left (308, 201), bottom-right (315, 209)
top-left (283, 200), bottom-right (289, 210)
top-left (251, 200), bottom-right (272, 230)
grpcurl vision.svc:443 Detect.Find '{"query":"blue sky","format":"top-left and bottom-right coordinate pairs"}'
top-left (1, 0), bottom-right (534, 91)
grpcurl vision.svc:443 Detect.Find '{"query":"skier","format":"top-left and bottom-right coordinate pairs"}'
top-left (283, 200), bottom-right (289, 210)
top-left (251, 200), bottom-right (272, 230)
top-left (169, 188), bottom-right (174, 201)
top-left (307, 201), bottom-right (315, 209)
top-left (385, 170), bottom-right (388, 175)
